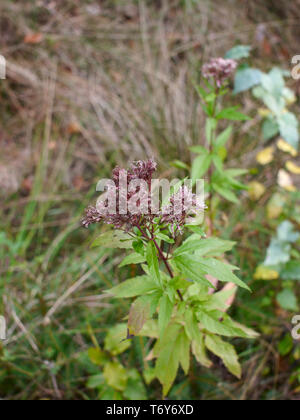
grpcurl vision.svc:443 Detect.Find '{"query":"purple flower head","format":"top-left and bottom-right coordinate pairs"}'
top-left (202, 58), bottom-right (237, 87)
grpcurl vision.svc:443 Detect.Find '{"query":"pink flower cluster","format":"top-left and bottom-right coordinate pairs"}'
top-left (82, 160), bottom-right (201, 236)
top-left (202, 58), bottom-right (237, 87)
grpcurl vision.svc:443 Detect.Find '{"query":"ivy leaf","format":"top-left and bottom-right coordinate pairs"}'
top-left (158, 294), bottom-right (173, 335)
top-left (277, 221), bottom-right (299, 243)
top-left (119, 252), bottom-right (146, 268)
top-left (147, 242), bottom-right (161, 285)
top-left (276, 289), bottom-right (298, 312)
top-left (281, 261), bottom-right (300, 281)
top-left (174, 238), bottom-right (235, 257)
top-left (234, 68), bottom-right (262, 94)
top-left (205, 335), bottom-right (242, 379)
top-left (91, 230), bottom-right (132, 249)
top-left (278, 112), bottom-right (299, 149)
top-left (264, 239), bottom-right (291, 266)
top-left (128, 296), bottom-right (151, 335)
top-left (195, 257), bottom-right (250, 291)
top-left (225, 45), bottom-right (251, 60)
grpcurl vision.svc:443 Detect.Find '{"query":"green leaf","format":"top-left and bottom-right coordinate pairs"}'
top-left (154, 324), bottom-right (182, 396)
top-left (216, 107), bottom-right (251, 121)
top-left (184, 308), bottom-right (201, 341)
top-left (191, 153), bottom-right (212, 181)
top-left (205, 335), bottom-right (241, 379)
top-left (178, 330), bottom-right (190, 374)
top-left (225, 45), bottom-right (251, 60)
top-left (128, 296), bottom-right (151, 335)
top-left (87, 374), bottom-right (105, 389)
top-left (174, 237), bottom-right (235, 257)
top-left (233, 68), bottom-right (262, 94)
top-left (119, 253), bottom-right (146, 268)
top-left (170, 160), bottom-right (190, 170)
top-left (91, 230), bottom-right (132, 249)
top-left (104, 324), bottom-right (131, 355)
top-left (213, 183), bottom-right (239, 204)
top-left (281, 261), bottom-right (300, 281)
top-left (103, 362), bottom-right (128, 391)
top-left (192, 334), bottom-right (212, 368)
top-left (158, 294), bottom-right (173, 335)
top-left (278, 333), bottom-right (294, 356)
top-left (264, 239), bottom-right (291, 266)
top-left (276, 289), bottom-right (298, 311)
top-left (147, 242), bottom-right (161, 285)
top-left (197, 310), bottom-right (248, 337)
top-left (123, 369), bottom-right (147, 400)
top-left (173, 255), bottom-right (215, 288)
top-left (106, 275), bottom-right (158, 298)
top-left (262, 118), bottom-right (279, 141)
top-left (88, 348), bottom-right (109, 366)
top-left (278, 112), bottom-right (299, 149)
top-left (156, 233), bottom-right (174, 244)
top-left (215, 126), bottom-right (233, 148)
top-left (195, 257), bottom-right (250, 291)
top-left (277, 221), bottom-right (300, 243)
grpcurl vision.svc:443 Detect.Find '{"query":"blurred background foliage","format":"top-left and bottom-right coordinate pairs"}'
top-left (0, 0), bottom-right (299, 400)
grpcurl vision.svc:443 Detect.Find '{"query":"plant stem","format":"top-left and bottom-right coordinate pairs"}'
top-left (152, 238), bottom-right (183, 302)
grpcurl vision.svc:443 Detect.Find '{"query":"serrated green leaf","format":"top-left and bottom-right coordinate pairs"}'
top-left (128, 296), bottom-right (151, 335)
top-left (191, 153), bottom-right (212, 181)
top-left (215, 126), bottom-right (233, 148)
top-left (205, 335), bottom-right (241, 378)
top-left (174, 238), bottom-right (235, 257)
top-left (91, 230), bottom-right (132, 249)
top-left (195, 257), bottom-right (250, 291)
top-left (158, 294), bottom-right (173, 335)
top-left (173, 256), bottom-right (215, 288)
top-left (119, 252), bottom-right (146, 268)
top-left (106, 275), bottom-right (158, 298)
top-left (147, 242), bottom-right (161, 285)
top-left (216, 107), bottom-right (251, 121)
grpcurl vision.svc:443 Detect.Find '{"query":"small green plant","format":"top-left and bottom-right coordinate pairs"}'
top-left (83, 151), bottom-right (257, 395)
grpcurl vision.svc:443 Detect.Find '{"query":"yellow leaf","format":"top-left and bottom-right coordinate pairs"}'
top-left (248, 182), bottom-right (266, 201)
top-left (258, 108), bottom-right (271, 117)
top-left (256, 147), bottom-right (274, 165)
top-left (266, 193), bottom-right (285, 220)
top-left (254, 266), bottom-right (279, 281)
top-left (278, 169), bottom-right (297, 192)
top-left (286, 161), bottom-right (300, 175)
top-left (277, 139), bottom-right (298, 157)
